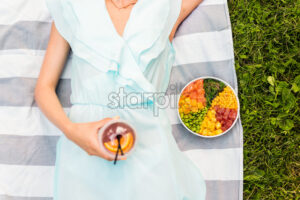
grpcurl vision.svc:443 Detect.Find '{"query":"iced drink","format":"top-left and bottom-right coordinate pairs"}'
top-left (98, 119), bottom-right (136, 163)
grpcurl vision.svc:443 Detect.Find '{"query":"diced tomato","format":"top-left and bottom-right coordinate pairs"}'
top-left (223, 108), bottom-right (230, 117)
top-left (219, 108), bottom-right (225, 114)
top-left (225, 121), bottom-right (232, 127)
top-left (221, 120), bottom-right (226, 126)
top-left (229, 109), bottom-right (237, 120)
top-left (222, 114), bottom-right (228, 120)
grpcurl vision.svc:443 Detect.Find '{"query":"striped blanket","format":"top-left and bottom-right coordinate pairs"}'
top-left (0, 0), bottom-right (243, 199)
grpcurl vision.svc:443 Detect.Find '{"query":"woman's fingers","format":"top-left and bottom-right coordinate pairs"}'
top-left (89, 134), bottom-right (117, 161)
top-left (84, 116), bottom-right (125, 162)
top-left (68, 119), bottom-right (126, 162)
top-left (120, 156), bottom-right (127, 160)
top-left (95, 117), bottom-right (112, 128)
top-left (95, 115), bottom-right (120, 129)
top-left (112, 116), bottom-right (120, 120)
top-left (91, 139), bottom-right (127, 161)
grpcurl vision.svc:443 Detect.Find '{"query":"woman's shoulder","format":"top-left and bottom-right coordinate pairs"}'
top-left (45, 0), bottom-right (74, 43)
top-left (45, 0), bottom-right (109, 44)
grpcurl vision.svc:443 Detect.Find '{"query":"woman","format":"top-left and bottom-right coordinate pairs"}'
top-left (35, 0), bottom-right (205, 199)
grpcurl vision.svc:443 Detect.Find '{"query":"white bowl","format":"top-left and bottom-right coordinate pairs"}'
top-left (177, 76), bottom-right (240, 138)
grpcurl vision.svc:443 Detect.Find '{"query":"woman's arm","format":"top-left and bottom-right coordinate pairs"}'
top-left (34, 23), bottom-right (120, 161)
top-left (35, 23), bottom-right (72, 135)
top-left (169, 0), bottom-right (203, 41)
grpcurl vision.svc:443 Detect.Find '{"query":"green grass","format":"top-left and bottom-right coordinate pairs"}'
top-left (228, 0), bottom-right (299, 199)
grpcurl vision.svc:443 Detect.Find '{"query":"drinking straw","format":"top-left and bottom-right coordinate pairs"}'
top-left (113, 135), bottom-right (124, 165)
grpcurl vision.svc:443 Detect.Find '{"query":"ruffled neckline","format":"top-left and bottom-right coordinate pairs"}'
top-left (102, 0), bottom-right (142, 40)
top-left (63, 0), bottom-right (174, 63)
top-left (47, 0), bottom-right (181, 92)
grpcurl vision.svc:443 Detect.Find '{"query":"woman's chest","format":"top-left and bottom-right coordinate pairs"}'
top-left (105, 0), bottom-right (134, 37)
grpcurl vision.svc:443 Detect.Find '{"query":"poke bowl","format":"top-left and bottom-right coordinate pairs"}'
top-left (177, 77), bottom-right (240, 138)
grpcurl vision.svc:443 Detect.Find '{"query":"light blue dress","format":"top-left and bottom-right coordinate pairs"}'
top-left (45, 0), bottom-right (206, 199)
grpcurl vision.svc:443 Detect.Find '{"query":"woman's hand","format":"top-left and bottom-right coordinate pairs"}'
top-left (65, 116), bottom-right (126, 161)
